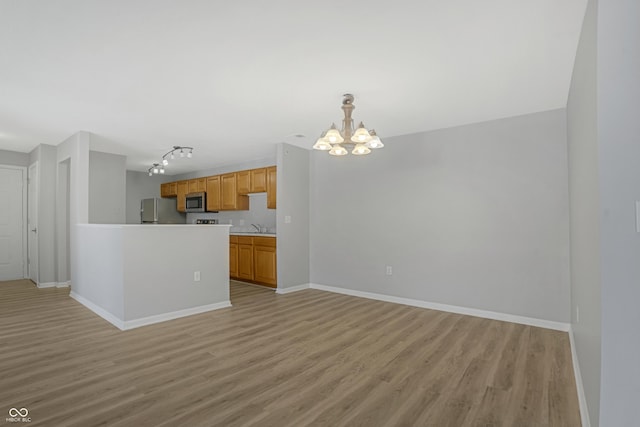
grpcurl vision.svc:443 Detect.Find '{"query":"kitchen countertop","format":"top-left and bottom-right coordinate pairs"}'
top-left (230, 232), bottom-right (277, 237)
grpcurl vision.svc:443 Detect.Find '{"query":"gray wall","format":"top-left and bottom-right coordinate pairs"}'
top-left (310, 109), bottom-right (571, 322)
top-left (276, 143), bottom-right (310, 289)
top-left (567, 0), bottom-right (601, 424)
top-left (0, 149), bottom-right (30, 166)
top-left (125, 170), bottom-right (169, 224)
top-left (29, 144), bottom-right (58, 284)
top-left (597, 0), bottom-right (640, 424)
top-left (88, 151), bottom-right (126, 224)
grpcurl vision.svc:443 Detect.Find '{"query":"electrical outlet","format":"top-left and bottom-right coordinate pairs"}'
top-left (239, 219), bottom-right (245, 226)
top-left (194, 271), bottom-right (201, 282)
top-left (386, 266), bottom-right (393, 276)
top-left (284, 215), bottom-right (292, 224)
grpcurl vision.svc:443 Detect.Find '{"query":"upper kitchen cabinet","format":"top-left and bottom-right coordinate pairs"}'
top-left (206, 175), bottom-right (221, 211)
top-left (221, 173), bottom-right (249, 211)
top-left (160, 182), bottom-right (177, 198)
top-left (188, 178), bottom-right (206, 194)
top-left (267, 166), bottom-right (276, 209)
top-left (176, 180), bottom-right (188, 212)
top-left (236, 170), bottom-right (250, 195)
top-left (250, 168), bottom-right (267, 193)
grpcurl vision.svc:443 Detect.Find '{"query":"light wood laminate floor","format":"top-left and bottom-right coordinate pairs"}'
top-left (0, 279), bottom-right (580, 426)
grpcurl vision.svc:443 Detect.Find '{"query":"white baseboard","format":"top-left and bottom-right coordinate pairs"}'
top-left (276, 283), bottom-right (310, 294)
top-left (56, 281), bottom-right (71, 288)
top-left (569, 325), bottom-right (591, 427)
top-left (122, 301), bottom-right (232, 330)
top-left (37, 282), bottom-right (57, 289)
top-left (70, 291), bottom-right (232, 331)
top-left (70, 291), bottom-right (125, 330)
top-left (308, 283), bottom-right (570, 332)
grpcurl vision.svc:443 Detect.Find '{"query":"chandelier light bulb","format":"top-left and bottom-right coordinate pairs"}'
top-left (352, 143), bottom-right (371, 155)
top-left (366, 130), bottom-right (384, 149)
top-left (187, 149), bottom-right (193, 158)
top-left (148, 171), bottom-right (153, 176)
top-left (170, 152), bottom-right (175, 160)
top-left (329, 144), bottom-right (348, 156)
top-left (153, 166), bottom-right (159, 174)
top-left (162, 158), bottom-right (169, 166)
top-left (351, 122), bottom-right (372, 143)
top-left (159, 166), bottom-right (165, 174)
top-left (180, 150), bottom-right (185, 158)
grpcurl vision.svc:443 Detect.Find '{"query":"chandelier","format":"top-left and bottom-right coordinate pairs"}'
top-left (313, 94), bottom-right (384, 156)
top-left (148, 145), bottom-right (193, 176)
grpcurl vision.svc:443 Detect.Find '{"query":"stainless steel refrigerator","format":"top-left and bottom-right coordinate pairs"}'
top-left (140, 198), bottom-right (186, 224)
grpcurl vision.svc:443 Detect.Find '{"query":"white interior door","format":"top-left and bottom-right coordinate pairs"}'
top-left (0, 166), bottom-right (25, 281)
top-left (28, 162), bottom-right (39, 284)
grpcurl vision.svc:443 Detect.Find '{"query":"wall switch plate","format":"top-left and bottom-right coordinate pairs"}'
top-left (194, 271), bottom-right (201, 282)
top-left (284, 215), bottom-right (291, 224)
top-left (239, 219), bottom-right (245, 226)
top-left (386, 266), bottom-right (393, 276)
top-left (576, 306), bottom-right (580, 323)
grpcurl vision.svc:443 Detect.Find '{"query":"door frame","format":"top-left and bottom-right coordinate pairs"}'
top-left (28, 161), bottom-right (39, 285)
top-left (0, 164), bottom-right (28, 279)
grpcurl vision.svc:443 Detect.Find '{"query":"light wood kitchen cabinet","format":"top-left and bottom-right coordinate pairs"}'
top-left (267, 166), bottom-right (277, 209)
top-left (221, 173), bottom-right (249, 211)
top-left (176, 180), bottom-right (188, 212)
top-left (230, 235), bottom-right (276, 287)
top-left (253, 237), bottom-right (277, 287)
top-left (237, 236), bottom-right (254, 281)
top-left (188, 178), bottom-right (206, 194)
top-left (206, 175), bottom-right (221, 211)
top-left (250, 168), bottom-right (267, 193)
top-left (229, 236), bottom-right (238, 278)
top-left (160, 182), bottom-right (177, 198)
top-left (236, 170), bottom-right (250, 195)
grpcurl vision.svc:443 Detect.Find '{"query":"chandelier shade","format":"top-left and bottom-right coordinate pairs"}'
top-left (313, 94), bottom-right (383, 156)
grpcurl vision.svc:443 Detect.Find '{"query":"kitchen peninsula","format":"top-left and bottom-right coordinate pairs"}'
top-left (72, 223), bottom-right (231, 330)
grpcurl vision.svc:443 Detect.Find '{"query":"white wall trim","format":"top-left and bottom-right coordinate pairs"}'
top-left (70, 291), bottom-right (125, 330)
top-left (71, 291), bottom-right (232, 331)
top-left (122, 301), bottom-right (232, 330)
top-left (568, 325), bottom-right (591, 427)
top-left (276, 283), bottom-right (310, 294)
top-left (37, 282), bottom-right (57, 289)
top-left (309, 283), bottom-right (570, 332)
top-left (56, 281), bottom-right (71, 288)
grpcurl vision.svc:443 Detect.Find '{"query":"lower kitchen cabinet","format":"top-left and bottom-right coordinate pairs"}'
top-left (253, 237), bottom-right (277, 286)
top-left (229, 236), bottom-right (238, 278)
top-left (237, 240), bottom-right (254, 281)
top-left (230, 235), bottom-right (276, 288)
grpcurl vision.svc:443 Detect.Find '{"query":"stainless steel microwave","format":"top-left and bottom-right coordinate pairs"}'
top-left (185, 192), bottom-right (206, 213)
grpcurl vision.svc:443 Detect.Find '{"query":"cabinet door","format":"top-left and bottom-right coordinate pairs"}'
top-left (176, 181), bottom-right (188, 212)
top-left (267, 166), bottom-right (277, 209)
top-left (236, 170), bottom-right (250, 195)
top-left (206, 176), bottom-right (221, 211)
top-left (221, 173), bottom-right (249, 210)
top-left (254, 244), bottom-right (277, 287)
top-left (160, 182), bottom-right (177, 198)
top-left (250, 168), bottom-right (267, 193)
top-left (237, 243), bottom-right (254, 280)
top-left (188, 178), bottom-right (205, 194)
top-left (229, 242), bottom-right (238, 278)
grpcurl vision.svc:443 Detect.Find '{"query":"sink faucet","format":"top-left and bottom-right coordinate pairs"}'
top-left (251, 224), bottom-right (260, 232)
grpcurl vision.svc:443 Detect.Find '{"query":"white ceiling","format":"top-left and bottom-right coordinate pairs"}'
top-left (0, 0), bottom-right (587, 174)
